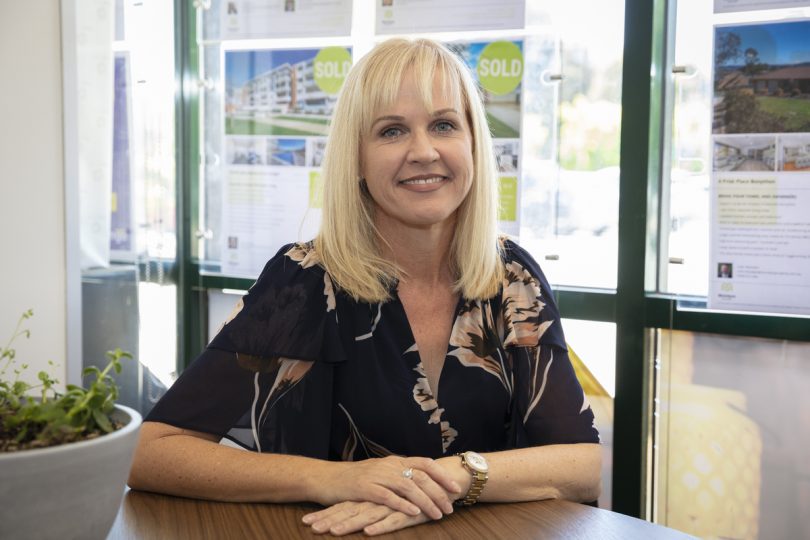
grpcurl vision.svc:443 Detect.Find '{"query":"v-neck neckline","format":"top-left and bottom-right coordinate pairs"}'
top-left (393, 289), bottom-right (466, 402)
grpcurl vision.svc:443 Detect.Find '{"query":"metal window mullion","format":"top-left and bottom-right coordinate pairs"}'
top-left (613, 0), bottom-right (668, 519)
top-left (175, 0), bottom-right (206, 372)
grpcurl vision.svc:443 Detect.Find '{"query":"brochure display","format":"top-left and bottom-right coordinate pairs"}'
top-left (376, 0), bottom-right (525, 34)
top-left (204, 0), bottom-right (534, 279)
top-left (218, 40), bottom-right (524, 277)
top-left (709, 20), bottom-right (810, 315)
top-left (221, 47), bottom-right (350, 277)
top-left (221, 0), bottom-right (353, 39)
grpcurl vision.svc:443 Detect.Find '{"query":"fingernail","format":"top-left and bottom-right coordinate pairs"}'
top-left (451, 481), bottom-right (462, 492)
top-left (301, 515), bottom-right (313, 524)
top-left (444, 503), bottom-right (454, 514)
top-left (332, 525), bottom-right (345, 533)
top-left (409, 506), bottom-right (421, 516)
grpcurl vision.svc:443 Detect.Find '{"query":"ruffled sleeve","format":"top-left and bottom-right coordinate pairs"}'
top-left (500, 240), bottom-right (600, 448)
top-left (209, 242), bottom-right (343, 362)
top-left (146, 242), bottom-right (344, 458)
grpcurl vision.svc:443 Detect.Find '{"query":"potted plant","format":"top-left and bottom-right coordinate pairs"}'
top-left (0, 310), bottom-right (143, 540)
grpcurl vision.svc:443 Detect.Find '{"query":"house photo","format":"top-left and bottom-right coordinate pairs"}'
top-left (713, 20), bottom-right (810, 134)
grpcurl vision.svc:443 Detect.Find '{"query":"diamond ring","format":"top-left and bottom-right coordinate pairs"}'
top-left (402, 467), bottom-right (414, 480)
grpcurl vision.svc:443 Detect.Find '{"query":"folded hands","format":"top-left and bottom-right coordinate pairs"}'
top-left (303, 455), bottom-right (466, 536)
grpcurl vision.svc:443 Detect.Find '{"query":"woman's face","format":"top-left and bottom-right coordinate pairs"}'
top-left (360, 69), bottom-right (474, 235)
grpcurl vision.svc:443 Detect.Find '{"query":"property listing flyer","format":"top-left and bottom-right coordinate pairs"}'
top-left (709, 20), bottom-right (810, 315)
top-left (376, 0), bottom-right (525, 34)
top-left (221, 0), bottom-right (353, 39)
top-left (221, 46), bottom-right (350, 277)
top-left (449, 39), bottom-right (524, 237)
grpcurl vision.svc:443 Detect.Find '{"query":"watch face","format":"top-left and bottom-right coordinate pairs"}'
top-left (465, 451), bottom-right (489, 473)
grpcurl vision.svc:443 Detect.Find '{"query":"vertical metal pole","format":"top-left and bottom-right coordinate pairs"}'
top-left (613, 0), bottom-right (667, 518)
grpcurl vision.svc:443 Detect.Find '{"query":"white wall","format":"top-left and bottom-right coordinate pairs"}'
top-left (0, 2), bottom-right (67, 385)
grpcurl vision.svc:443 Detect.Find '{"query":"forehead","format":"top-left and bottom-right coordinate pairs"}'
top-left (392, 71), bottom-right (462, 110)
top-left (363, 64), bottom-right (465, 127)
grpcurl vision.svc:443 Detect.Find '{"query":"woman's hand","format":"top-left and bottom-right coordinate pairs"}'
top-left (316, 456), bottom-right (461, 519)
top-left (302, 501), bottom-right (431, 536)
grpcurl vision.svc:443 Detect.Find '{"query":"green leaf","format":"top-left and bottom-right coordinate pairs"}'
top-left (82, 366), bottom-right (101, 377)
top-left (92, 408), bottom-right (113, 433)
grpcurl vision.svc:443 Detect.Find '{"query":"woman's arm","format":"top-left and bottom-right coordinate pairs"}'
top-left (303, 442), bottom-right (601, 536)
top-left (128, 421), bottom-right (460, 518)
top-left (438, 442), bottom-right (602, 504)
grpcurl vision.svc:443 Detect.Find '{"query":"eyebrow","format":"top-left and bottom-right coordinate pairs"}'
top-left (370, 108), bottom-right (461, 129)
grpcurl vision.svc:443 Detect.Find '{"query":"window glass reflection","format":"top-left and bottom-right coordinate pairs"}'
top-left (655, 329), bottom-right (810, 539)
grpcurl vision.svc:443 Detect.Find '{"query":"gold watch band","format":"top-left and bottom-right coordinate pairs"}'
top-left (456, 469), bottom-right (488, 506)
top-left (455, 453), bottom-right (489, 506)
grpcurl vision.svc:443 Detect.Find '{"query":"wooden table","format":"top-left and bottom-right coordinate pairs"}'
top-left (108, 490), bottom-right (694, 539)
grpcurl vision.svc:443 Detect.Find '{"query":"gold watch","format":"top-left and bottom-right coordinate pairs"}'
top-left (455, 451), bottom-right (489, 506)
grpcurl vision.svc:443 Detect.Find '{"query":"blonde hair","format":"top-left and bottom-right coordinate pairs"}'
top-left (314, 38), bottom-right (504, 302)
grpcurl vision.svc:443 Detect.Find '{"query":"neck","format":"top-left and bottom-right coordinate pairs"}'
top-left (376, 216), bottom-right (456, 288)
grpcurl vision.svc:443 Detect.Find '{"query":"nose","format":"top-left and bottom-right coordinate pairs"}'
top-left (407, 129), bottom-right (439, 163)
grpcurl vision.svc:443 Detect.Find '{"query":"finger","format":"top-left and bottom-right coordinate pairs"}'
top-left (407, 457), bottom-right (462, 494)
top-left (389, 477), bottom-right (444, 520)
top-left (302, 501), bottom-right (353, 524)
top-left (328, 505), bottom-right (394, 536)
top-left (364, 511), bottom-right (426, 536)
top-left (367, 484), bottom-right (422, 516)
top-left (308, 502), bottom-right (375, 534)
top-left (411, 469), bottom-right (454, 516)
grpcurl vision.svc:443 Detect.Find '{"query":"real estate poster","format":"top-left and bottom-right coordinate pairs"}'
top-left (221, 0), bottom-right (353, 40)
top-left (221, 46), bottom-right (349, 277)
top-left (111, 53), bottom-right (135, 261)
top-left (709, 20), bottom-right (810, 315)
top-left (449, 39), bottom-right (524, 237)
top-left (376, 0), bottom-right (525, 34)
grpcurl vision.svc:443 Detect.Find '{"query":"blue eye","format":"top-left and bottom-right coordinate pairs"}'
top-left (434, 120), bottom-right (455, 133)
top-left (381, 126), bottom-right (402, 138)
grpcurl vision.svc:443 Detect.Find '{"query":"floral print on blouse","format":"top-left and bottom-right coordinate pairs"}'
top-left (146, 239), bottom-right (599, 460)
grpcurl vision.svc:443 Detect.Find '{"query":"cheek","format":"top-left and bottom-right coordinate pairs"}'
top-left (361, 146), bottom-right (396, 178)
top-left (456, 142), bottom-right (474, 179)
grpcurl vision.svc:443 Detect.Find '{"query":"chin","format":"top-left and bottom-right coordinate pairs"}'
top-left (403, 212), bottom-right (457, 229)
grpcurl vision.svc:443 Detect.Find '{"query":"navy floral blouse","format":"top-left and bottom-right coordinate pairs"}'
top-left (146, 239), bottom-right (599, 460)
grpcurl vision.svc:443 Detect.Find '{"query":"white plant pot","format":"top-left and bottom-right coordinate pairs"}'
top-left (0, 404), bottom-right (142, 540)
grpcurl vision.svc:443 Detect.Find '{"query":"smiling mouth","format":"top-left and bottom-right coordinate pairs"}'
top-left (399, 176), bottom-right (447, 185)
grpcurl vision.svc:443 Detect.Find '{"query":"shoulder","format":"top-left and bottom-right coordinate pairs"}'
top-left (209, 241), bottom-right (340, 361)
top-left (497, 237), bottom-right (563, 348)
top-left (499, 237), bottom-right (539, 270)
top-left (284, 241), bottom-right (324, 271)
top-left (248, 240), bottom-right (338, 311)
top-left (248, 241), bottom-right (328, 293)
top-left (498, 237), bottom-right (553, 291)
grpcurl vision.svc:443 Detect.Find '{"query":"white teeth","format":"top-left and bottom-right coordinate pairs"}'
top-left (401, 177), bottom-right (444, 185)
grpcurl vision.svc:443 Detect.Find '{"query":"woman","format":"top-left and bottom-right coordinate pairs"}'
top-left (128, 38), bottom-right (601, 536)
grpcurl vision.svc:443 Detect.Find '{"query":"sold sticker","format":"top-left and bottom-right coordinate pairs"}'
top-left (314, 47), bottom-right (352, 95)
top-left (477, 41), bottom-right (523, 95)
